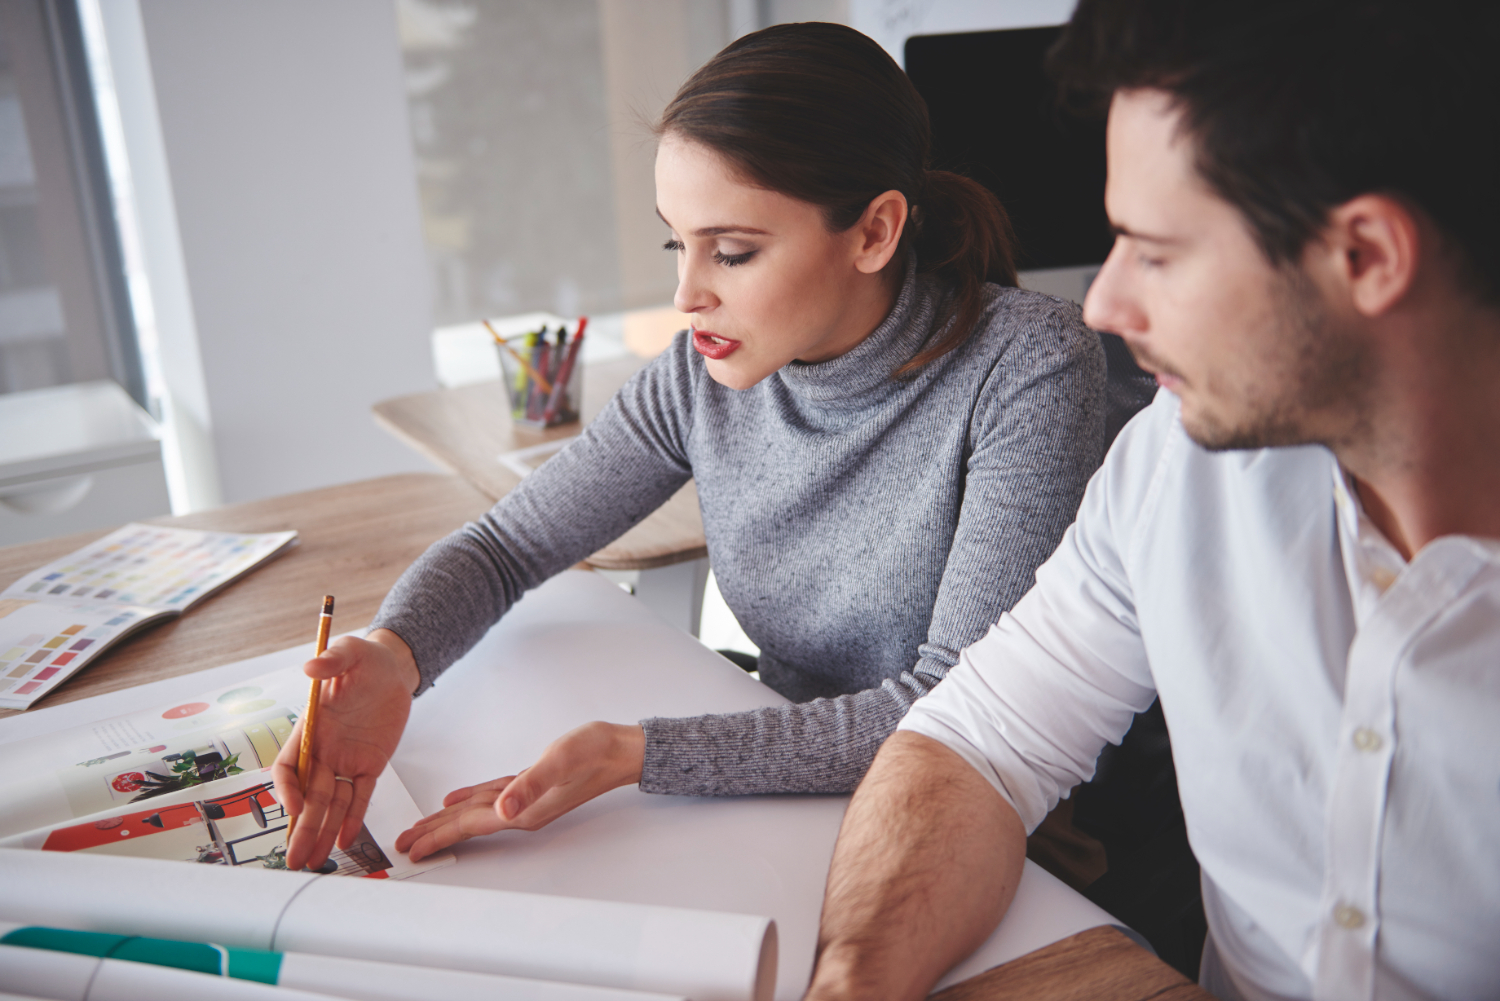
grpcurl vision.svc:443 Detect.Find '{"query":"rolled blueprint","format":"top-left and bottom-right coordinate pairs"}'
top-left (0, 848), bottom-right (776, 1001)
top-left (0, 923), bottom-right (683, 1001)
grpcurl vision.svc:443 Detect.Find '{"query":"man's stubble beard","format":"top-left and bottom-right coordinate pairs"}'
top-left (1184, 264), bottom-right (1373, 453)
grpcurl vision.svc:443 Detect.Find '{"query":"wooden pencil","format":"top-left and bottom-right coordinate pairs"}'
top-left (288, 594), bottom-right (334, 843)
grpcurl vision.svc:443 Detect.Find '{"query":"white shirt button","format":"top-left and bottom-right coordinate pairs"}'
top-left (1370, 566), bottom-right (1398, 590)
top-left (1352, 728), bottom-right (1383, 752)
top-left (1334, 905), bottom-right (1366, 929)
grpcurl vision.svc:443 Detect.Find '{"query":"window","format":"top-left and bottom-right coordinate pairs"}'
top-left (0, 0), bottom-right (142, 405)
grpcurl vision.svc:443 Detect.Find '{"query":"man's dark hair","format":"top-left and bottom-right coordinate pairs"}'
top-left (1049, 0), bottom-right (1500, 305)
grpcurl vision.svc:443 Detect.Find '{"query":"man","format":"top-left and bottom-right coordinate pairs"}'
top-left (804, 2), bottom-right (1500, 999)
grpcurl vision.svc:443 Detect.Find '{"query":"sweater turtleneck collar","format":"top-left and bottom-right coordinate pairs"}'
top-left (775, 256), bottom-right (942, 409)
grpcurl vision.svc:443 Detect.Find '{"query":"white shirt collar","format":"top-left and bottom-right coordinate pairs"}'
top-left (1331, 464), bottom-right (1408, 625)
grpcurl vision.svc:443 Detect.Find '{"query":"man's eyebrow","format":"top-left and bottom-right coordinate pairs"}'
top-left (1109, 223), bottom-right (1184, 245)
top-left (655, 208), bottom-right (769, 238)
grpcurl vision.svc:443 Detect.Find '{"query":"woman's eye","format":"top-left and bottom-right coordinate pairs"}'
top-left (663, 239), bottom-right (684, 252)
top-left (712, 249), bottom-right (755, 267)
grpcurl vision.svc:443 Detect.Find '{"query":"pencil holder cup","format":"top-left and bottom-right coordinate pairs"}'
top-left (498, 331), bottom-right (582, 428)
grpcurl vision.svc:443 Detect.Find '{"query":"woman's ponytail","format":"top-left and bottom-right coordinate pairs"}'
top-left (659, 22), bottom-right (1023, 376)
top-left (899, 170), bottom-right (1019, 376)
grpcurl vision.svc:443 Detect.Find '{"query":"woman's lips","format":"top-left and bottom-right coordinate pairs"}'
top-left (692, 329), bottom-right (741, 360)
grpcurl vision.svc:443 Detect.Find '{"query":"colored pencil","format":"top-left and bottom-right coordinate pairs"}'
top-left (484, 320), bottom-right (553, 396)
top-left (542, 317), bottom-right (587, 423)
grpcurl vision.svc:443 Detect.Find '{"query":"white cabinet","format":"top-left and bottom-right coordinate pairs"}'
top-left (0, 382), bottom-right (171, 545)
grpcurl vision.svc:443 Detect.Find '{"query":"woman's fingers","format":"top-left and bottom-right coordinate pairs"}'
top-left (305, 769), bottom-right (356, 870)
top-left (397, 786), bottom-right (503, 852)
top-left (306, 635), bottom-right (366, 679)
top-left (441, 775), bottom-right (514, 809)
top-left (336, 774), bottom-right (377, 850)
top-left (284, 753), bottom-right (368, 871)
top-left (392, 724), bottom-right (648, 859)
top-left (270, 719), bottom-right (306, 817)
top-left (405, 796), bottom-right (509, 863)
top-left (497, 722), bottom-right (645, 826)
top-left (286, 764), bottom-right (336, 870)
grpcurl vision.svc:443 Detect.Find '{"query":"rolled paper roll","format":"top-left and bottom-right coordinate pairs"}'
top-left (0, 849), bottom-right (775, 1001)
top-left (0, 847), bottom-right (313, 950)
top-left (0, 944), bottom-right (340, 1001)
top-left (0, 922), bottom-right (684, 1001)
top-left (0, 944), bottom-right (93, 1001)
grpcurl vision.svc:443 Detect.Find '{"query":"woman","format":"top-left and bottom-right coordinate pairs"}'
top-left (274, 22), bottom-right (1109, 870)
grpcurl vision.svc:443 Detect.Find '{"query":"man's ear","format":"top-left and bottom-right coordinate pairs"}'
top-left (1322, 194), bottom-right (1421, 318)
top-left (853, 190), bottom-right (908, 275)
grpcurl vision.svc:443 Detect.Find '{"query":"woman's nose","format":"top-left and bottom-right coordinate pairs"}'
top-left (673, 252), bottom-right (716, 316)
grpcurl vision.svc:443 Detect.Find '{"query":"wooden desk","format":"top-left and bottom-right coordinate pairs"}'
top-left (0, 485), bottom-right (1208, 1001)
top-left (0, 472), bottom-right (492, 719)
top-left (372, 356), bottom-right (707, 571)
top-left (935, 926), bottom-right (1211, 1000)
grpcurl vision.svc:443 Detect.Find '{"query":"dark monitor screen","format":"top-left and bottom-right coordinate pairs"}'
top-left (905, 26), bottom-right (1111, 272)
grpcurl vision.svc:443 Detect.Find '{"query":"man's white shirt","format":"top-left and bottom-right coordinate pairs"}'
top-left (901, 392), bottom-right (1500, 1001)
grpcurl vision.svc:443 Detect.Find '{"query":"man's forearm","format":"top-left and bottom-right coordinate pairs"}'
top-left (806, 731), bottom-right (1027, 1001)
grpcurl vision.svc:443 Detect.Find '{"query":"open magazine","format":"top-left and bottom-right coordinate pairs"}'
top-left (0, 662), bottom-right (452, 879)
top-left (0, 523), bottom-right (297, 710)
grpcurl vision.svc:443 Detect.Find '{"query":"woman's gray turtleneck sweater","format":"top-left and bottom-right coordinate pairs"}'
top-left (372, 262), bottom-right (1106, 796)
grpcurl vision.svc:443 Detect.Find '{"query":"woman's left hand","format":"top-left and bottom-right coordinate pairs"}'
top-left (395, 721), bottom-right (646, 862)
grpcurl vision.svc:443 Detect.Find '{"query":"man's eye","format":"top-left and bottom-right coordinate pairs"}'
top-left (713, 249), bottom-right (755, 267)
top-left (663, 239), bottom-right (685, 252)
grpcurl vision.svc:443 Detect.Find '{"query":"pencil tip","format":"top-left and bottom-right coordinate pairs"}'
top-left (322, 595), bottom-right (334, 614)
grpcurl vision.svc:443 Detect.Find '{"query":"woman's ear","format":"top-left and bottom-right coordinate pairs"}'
top-left (853, 190), bottom-right (908, 274)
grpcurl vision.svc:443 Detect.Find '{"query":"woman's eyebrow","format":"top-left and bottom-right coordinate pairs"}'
top-left (655, 208), bottom-right (769, 238)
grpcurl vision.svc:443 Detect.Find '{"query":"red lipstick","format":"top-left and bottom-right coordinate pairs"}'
top-left (692, 329), bottom-right (741, 360)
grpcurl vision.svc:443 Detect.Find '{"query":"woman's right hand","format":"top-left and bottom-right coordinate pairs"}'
top-left (271, 628), bottom-right (420, 872)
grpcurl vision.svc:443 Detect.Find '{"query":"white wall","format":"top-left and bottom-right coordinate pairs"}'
top-left (107, 0), bottom-right (437, 507)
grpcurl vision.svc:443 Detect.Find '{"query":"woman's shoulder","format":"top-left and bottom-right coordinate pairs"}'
top-left (959, 283), bottom-right (1102, 370)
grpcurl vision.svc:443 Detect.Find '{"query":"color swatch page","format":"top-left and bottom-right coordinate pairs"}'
top-left (2, 523), bottom-right (297, 612)
top-left (0, 599), bottom-right (166, 712)
top-left (0, 523), bottom-right (297, 710)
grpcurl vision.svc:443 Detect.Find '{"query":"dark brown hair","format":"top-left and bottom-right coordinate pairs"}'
top-left (657, 22), bottom-right (1018, 375)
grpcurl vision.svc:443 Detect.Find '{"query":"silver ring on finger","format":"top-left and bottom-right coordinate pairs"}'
top-left (334, 775), bottom-right (354, 784)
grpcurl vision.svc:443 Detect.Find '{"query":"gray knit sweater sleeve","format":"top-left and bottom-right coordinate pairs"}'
top-left (371, 349), bottom-right (698, 692)
top-left (638, 299), bottom-right (1106, 796)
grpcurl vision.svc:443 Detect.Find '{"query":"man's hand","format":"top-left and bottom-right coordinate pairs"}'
top-left (271, 628), bottom-right (420, 871)
top-left (395, 721), bottom-right (645, 862)
top-left (804, 732), bottom-right (1027, 1001)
